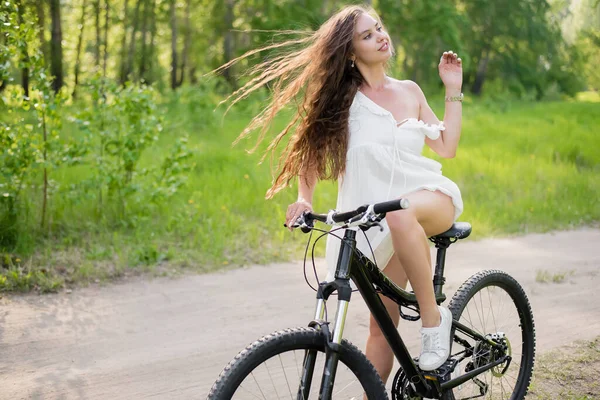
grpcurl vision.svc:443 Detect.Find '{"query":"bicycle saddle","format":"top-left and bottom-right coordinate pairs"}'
top-left (433, 222), bottom-right (472, 240)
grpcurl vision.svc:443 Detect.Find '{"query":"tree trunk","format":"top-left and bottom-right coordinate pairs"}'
top-left (119, 0), bottom-right (130, 84)
top-left (17, 0), bottom-right (29, 97)
top-left (73, 0), bottom-right (87, 98)
top-left (125, 0), bottom-right (143, 82)
top-left (139, 0), bottom-right (150, 81)
top-left (170, 0), bottom-right (178, 90)
top-left (146, 0), bottom-right (157, 84)
top-left (471, 48), bottom-right (491, 96)
top-left (49, 0), bottom-right (64, 93)
top-left (178, 0), bottom-right (191, 87)
top-left (189, 64), bottom-right (196, 84)
top-left (35, 1), bottom-right (48, 65)
top-left (103, 0), bottom-right (109, 77)
top-left (0, 33), bottom-right (6, 92)
top-left (222, 0), bottom-right (236, 89)
top-left (95, 0), bottom-right (101, 68)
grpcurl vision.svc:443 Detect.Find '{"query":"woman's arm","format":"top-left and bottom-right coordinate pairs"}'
top-left (285, 168), bottom-right (317, 231)
top-left (297, 168), bottom-right (317, 205)
top-left (408, 51), bottom-right (464, 159)
top-left (407, 81), bottom-right (462, 159)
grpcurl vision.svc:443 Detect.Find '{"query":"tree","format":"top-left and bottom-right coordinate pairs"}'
top-left (178, 0), bottom-right (191, 86)
top-left (119, 0), bottom-right (130, 84)
top-left (139, 0), bottom-right (151, 81)
top-left (95, 0), bottom-right (101, 68)
top-left (73, 0), bottom-right (88, 97)
top-left (125, 0), bottom-right (143, 82)
top-left (103, 0), bottom-right (109, 76)
top-left (222, 0), bottom-right (236, 88)
top-left (170, 0), bottom-right (178, 89)
top-left (17, 0), bottom-right (29, 97)
top-left (49, 0), bottom-right (63, 93)
top-left (35, 0), bottom-right (47, 65)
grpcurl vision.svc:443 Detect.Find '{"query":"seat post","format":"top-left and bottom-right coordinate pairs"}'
top-left (431, 237), bottom-right (451, 298)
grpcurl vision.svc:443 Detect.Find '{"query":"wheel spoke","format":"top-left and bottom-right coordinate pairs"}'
top-left (277, 354), bottom-right (294, 399)
top-left (448, 273), bottom-right (534, 400)
top-left (264, 360), bottom-right (280, 398)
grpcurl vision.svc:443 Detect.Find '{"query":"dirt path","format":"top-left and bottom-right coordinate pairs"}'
top-left (1, 228), bottom-right (599, 399)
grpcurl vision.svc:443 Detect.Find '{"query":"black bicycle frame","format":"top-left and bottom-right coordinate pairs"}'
top-left (306, 227), bottom-right (507, 399)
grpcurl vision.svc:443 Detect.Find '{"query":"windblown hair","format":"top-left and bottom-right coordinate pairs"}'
top-left (211, 5), bottom-right (390, 198)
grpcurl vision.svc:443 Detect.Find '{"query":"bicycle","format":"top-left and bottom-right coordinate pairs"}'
top-left (207, 198), bottom-right (536, 399)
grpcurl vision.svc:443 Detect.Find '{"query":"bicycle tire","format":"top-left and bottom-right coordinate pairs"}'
top-left (446, 270), bottom-right (535, 400)
top-left (207, 327), bottom-right (388, 399)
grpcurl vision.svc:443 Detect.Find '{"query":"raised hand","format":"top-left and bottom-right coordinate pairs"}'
top-left (438, 50), bottom-right (463, 90)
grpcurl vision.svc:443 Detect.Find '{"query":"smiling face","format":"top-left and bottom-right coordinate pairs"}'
top-left (351, 13), bottom-right (392, 67)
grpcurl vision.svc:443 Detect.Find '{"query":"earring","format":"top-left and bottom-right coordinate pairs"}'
top-left (351, 59), bottom-right (355, 68)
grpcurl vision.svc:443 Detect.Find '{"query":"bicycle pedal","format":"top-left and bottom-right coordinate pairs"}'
top-left (418, 358), bottom-right (456, 381)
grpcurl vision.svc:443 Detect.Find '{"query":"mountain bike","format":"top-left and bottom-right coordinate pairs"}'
top-left (207, 198), bottom-right (535, 399)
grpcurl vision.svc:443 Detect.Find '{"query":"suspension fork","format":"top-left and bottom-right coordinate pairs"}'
top-left (297, 285), bottom-right (327, 398)
top-left (300, 232), bottom-right (356, 399)
top-left (319, 231), bottom-right (355, 398)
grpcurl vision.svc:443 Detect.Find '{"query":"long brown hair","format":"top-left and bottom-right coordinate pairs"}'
top-left (211, 5), bottom-right (386, 198)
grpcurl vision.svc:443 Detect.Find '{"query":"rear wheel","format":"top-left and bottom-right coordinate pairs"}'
top-left (207, 327), bottom-right (388, 399)
top-left (446, 270), bottom-right (535, 399)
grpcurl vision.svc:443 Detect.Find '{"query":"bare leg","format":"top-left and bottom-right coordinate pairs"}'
top-left (386, 190), bottom-right (454, 327)
top-left (363, 190), bottom-right (454, 394)
top-left (364, 254), bottom-right (408, 384)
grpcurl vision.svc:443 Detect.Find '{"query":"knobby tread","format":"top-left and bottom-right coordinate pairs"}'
top-left (448, 269), bottom-right (536, 399)
top-left (207, 327), bottom-right (388, 399)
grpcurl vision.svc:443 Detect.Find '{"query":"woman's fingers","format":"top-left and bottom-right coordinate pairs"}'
top-left (440, 51), bottom-right (461, 65)
top-left (286, 201), bottom-right (312, 230)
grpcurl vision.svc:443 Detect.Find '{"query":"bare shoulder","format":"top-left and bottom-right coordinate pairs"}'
top-left (389, 78), bottom-right (426, 101)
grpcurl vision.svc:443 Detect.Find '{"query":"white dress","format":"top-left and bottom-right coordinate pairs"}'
top-left (324, 90), bottom-right (463, 281)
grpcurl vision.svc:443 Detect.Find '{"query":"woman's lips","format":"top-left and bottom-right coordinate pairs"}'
top-left (379, 42), bottom-right (389, 51)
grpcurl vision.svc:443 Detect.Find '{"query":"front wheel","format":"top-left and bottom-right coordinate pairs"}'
top-left (446, 270), bottom-right (535, 399)
top-left (207, 327), bottom-right (388, 399)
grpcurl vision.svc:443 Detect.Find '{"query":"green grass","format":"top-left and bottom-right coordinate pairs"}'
top-left (2, 92), bottom-right (600, 292)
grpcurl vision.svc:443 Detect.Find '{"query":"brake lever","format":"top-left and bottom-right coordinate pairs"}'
top-left (358, 210), bottom-right (386, 232)
top-left (283, 212), bottom-right (314, 233)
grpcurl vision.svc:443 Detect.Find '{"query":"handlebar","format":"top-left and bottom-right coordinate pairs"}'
top-left (285, 198), bottom-right (410, 232)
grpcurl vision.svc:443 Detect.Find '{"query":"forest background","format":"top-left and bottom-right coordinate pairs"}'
top-left (1, 0), bottom-right (599, 292)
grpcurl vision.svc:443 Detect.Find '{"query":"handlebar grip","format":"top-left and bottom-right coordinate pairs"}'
top-left (333, 205), bottom-right (368, 223)
top-left (373, 198), bottom-right (410, 214)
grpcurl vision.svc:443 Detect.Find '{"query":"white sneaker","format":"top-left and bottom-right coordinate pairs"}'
top-left (418, 306), bottom-right (452, 371)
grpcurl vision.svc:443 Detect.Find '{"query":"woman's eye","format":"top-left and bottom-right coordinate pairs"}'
top-left (364, 26), bottom-right (382, 39)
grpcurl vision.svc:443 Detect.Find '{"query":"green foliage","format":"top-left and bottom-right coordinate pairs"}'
top-left (4, 0), bottom-right (598, 97)
top-left (1, 0), bottom-right (600, 293)
top-left (70, 76), bottom-right (195, 225)
top-left (0, 0), bottom-right (67, 244)
top-left (0, 95), bottom-right (598, 293)
top-left (575, 28), bottom-right (600, 90)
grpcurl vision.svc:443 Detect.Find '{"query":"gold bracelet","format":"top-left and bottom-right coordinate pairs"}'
top-left (445, 93), bottom-right (464, 102)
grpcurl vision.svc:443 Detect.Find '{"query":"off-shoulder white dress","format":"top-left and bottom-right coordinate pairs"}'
top-left (324, 90), bottom-right (463, 281)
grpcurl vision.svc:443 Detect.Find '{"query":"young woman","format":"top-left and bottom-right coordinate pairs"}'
top-left (215, 4), bottom-right (463, 385)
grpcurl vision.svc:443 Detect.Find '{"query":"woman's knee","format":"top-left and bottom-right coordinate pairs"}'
top-left (386, 208), bottom-right (419, 234)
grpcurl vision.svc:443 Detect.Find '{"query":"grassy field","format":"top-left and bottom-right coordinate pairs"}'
top-left (1, 91), bottom-right (599, 292)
